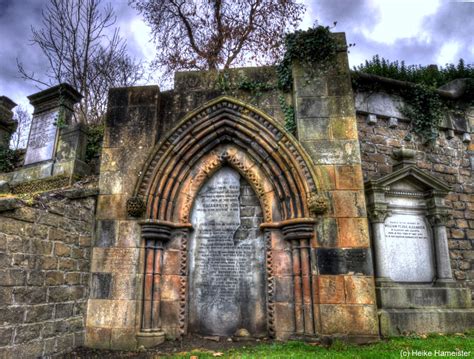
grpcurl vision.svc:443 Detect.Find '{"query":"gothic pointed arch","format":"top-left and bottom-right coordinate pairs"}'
top-left (134, 96), bottom-right (319, 224)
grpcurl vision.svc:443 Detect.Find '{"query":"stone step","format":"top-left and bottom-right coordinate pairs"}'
top-left (376, 287), bottom-right (472, 309)
top-left (379, 308), bottom-right (474, 337)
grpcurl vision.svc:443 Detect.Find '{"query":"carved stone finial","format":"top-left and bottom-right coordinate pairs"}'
top-left (308, 193), bottom-right (328, 215)
top-left (392, 148), bottom-right (416, 171)
top-left (127, 196), bottom-right (146, 217)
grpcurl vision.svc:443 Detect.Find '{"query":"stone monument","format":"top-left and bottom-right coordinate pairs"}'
top-left (0, 96), bottom-right (18, 148)
top-left (365, 148), bottom-right (474, 335)
top-left (9, 83), bottom-right (89, 184)
top-left (188, 167), bottom-right (266, 337)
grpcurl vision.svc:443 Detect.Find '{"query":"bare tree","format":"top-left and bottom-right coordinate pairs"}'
top-left (18, 0), bottom-right (145, 124)
top-left (10, 105), bottom-right (31, 150)
top-left (130, 0), bottom-right (305, 80)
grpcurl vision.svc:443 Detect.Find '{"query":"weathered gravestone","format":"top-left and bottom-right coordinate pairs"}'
top-left (366, 148), bottom-right (474, 335)
top-left (24, 84), bottom-right (81, 165)
top-left (188, 167), bottom-right (266, 337)
top-left (0, 96), bottom-right (18, 148)
top-left (9, 83), bottom-right (90, 184)
top-left (24, 105), bottom-right (59, 165)
top-left (365, 148), bottom-right (452, 284)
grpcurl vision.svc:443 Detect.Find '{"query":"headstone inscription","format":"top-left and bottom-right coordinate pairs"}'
top-left (24, 110), bottom-right (59, 165)
top-left (383, 213), bottom-right (434, 282)
top-left (188, 167), bottom-right (266, 337)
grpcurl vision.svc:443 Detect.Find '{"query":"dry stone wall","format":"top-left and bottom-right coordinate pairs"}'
top-left (0, 188), bottom-right (96, 358)
top-left (357, 112), bottom-right (474, 294)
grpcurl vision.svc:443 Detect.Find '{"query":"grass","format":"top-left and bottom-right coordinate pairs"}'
top-left (169, 332), bottom-right (474, 359)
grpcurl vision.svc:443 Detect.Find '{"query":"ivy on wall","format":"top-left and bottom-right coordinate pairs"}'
top-left (354, 56), bottom-right (474, 143)
top-left (85, 124), bottom-right (104, 163)
top-left (276, 25), bottom-right (339, 135)
top-left (0, 146), bottom-right (21, 173)
top-left (277, 25), bottom-right (339, 92)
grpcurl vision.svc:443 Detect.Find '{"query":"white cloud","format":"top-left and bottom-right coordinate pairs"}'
top-left (365, 0), bottom-right (441, 44)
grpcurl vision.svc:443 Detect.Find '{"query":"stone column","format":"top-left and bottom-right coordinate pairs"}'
top-left (0, 96), bottom-right (17, 148)
top-left (138, 223), bottom-right (172, 346)
top-left (368, 208), bottom-right (391, 283)
top-left (282, 222), bottom-right (317, 337)
top-left (427, 212), bottom-right (454, 282)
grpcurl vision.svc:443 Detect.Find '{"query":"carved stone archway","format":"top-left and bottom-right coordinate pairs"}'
top-left (134, 96), bottom-right (321, 341)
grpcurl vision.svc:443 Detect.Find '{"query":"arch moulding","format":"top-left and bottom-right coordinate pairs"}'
top-left (134, 96), bottom-right (322, 342)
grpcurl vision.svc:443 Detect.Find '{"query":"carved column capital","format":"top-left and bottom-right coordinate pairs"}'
top-left (427, 212), bottom-right (452, 226)
top-left (141, 223), bottom-right (173, 243)
top-left (281, 222), bottom-right (314, 242)
top-left (367, 208), bottom-right (391, 223)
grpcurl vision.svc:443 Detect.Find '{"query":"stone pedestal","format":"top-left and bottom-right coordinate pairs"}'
top-left (366, 148), bottom-right (474, 336)
top-left (9, 83), bottom-right (89, 186)
top-left (0, 96), bottom-right (17, 148)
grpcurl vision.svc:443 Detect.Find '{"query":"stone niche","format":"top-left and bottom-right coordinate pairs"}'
top-left (365, 149), bottom-right (474, 336)
top-left (188, 167), bottom-right (266, 337)
top-left (365, 149), bottom-right (452, 284)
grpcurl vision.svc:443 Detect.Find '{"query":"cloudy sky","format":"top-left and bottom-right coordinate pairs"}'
top-left (0, 0), bottom-right (473, 110)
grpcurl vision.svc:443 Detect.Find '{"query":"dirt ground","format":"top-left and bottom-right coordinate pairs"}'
top-left (61, 336), bottom-right (273, 358)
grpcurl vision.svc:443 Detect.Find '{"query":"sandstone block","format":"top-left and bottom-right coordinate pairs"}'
top-left (332, 191), bottom-right (367, 218)
top-left (85, 326), bottom-right (111, 349)
top-left (335, 165), bottom-right (363, 190)
top-left (318, 275), bottom-right (345, 304)
top-left (319, 304), bottom-right (378, 335)
top-left (337, 218), bottom-right (369, 247)
top-left (344, 276), bottom-right (375, 305)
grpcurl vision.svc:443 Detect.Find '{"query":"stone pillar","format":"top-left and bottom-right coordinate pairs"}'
top-left (368, 208), bottom-right (392, 283)
top-left (292, 32), bottom-right (379, 341)
top-left (428, 212), bottom-right (454, 282)
top-left (138, 223), bottom-right (171, 346)
top-left (0, 96), bottom-right (17, 148)
top-left (282, 222), bottom-right (317, 337)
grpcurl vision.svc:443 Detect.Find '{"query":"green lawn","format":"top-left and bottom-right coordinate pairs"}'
top-left (171, 333), bottom-right (474, 359)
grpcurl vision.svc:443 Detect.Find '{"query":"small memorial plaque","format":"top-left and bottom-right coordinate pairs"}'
top-left (24, 111), bottom-right (59, 165)
top-left (383, 214), bottom-right (435, 282)
top-left (188, 167), bottom-right (266, 337)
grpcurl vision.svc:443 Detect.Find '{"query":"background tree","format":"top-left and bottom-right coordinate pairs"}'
top-left (18, 0), bottom-right (145, 124)
top-left (131, 0), bottom-right (305, 81)
top-left (10, 105), bottom-right (32, 150)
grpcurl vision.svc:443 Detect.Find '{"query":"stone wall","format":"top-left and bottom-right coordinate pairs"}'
top-left (0, 188), bottom-right (96, 358)
top-left (357, 112), bottom-right (474, 294)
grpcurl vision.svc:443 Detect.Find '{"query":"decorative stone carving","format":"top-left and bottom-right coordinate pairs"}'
top-left (308, 193), bottom-right (328, 215)
top-left (126, 196), bottom-right (146, 217)
top-left (365, 152), bottom-right (453, 283)
top-left (367, 208), bottom-right (391, 223)
top-left (427, 212), bottom-right (452, 226)
top-left (133, 96), bottom-right (318, 222)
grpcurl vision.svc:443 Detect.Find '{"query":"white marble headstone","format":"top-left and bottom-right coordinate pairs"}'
top-left (383, 213), bottom-right (435, 282)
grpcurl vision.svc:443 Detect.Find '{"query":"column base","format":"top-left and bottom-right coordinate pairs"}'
top-left (136, 330), bottom-right (165, 349)
top-left (434, 278), bottom-right (459, 288)
top-left (375, 277), bottom-right (398, 287)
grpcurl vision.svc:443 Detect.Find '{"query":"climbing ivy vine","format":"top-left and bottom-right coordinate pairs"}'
top-left (276, 26), bottom-right (340, 134)
top-left (354, 56), bottom-right (474, 143)
top-left (277, 25), bottom-right (339, 92)
top-left (213, 26), bottom-right (341, 136)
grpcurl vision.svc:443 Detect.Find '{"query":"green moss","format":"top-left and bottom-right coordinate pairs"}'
top-left (10, 175), bottom-right (76, 194)
top-left (0, 146), bottom-right (21, 173)
top-left (85, 123), bottom-right (104, 163)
